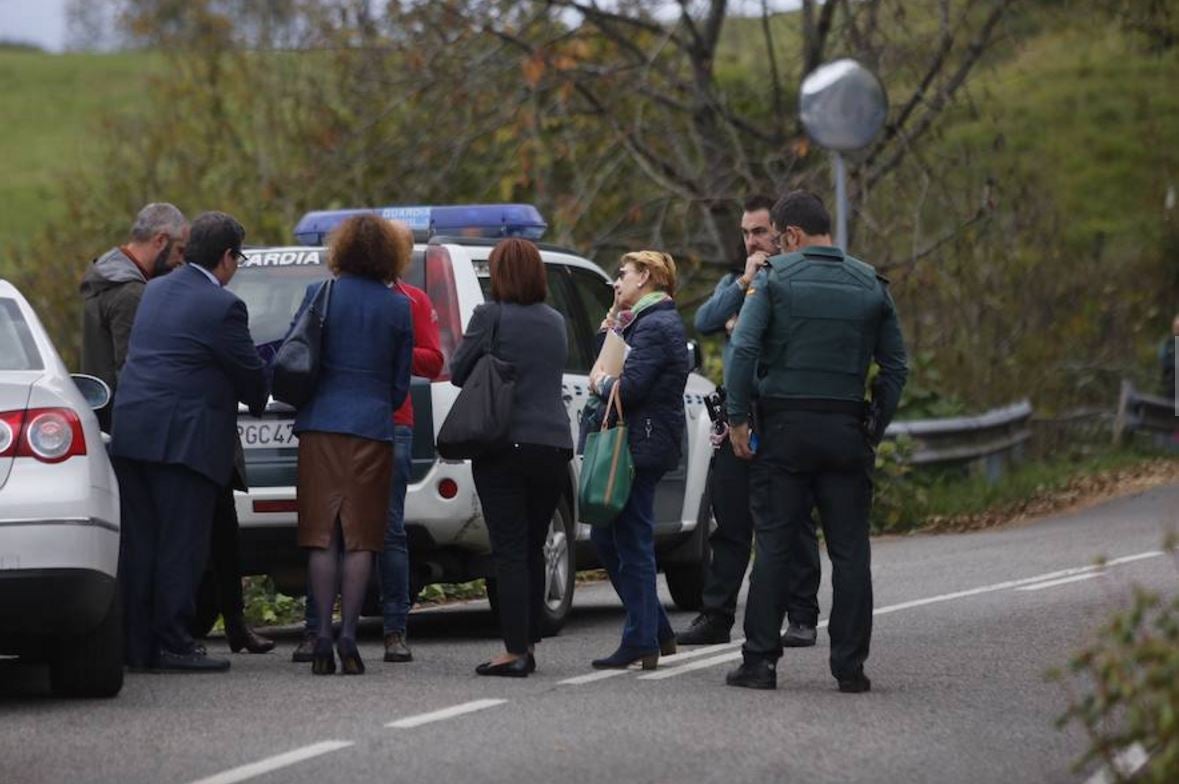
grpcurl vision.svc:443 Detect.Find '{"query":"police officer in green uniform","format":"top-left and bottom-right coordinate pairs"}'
top-left (723, 190), bottom-right (908, 693)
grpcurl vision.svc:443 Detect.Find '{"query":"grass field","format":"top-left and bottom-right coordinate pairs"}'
top-left (0, 49), bottom-right (156, 260)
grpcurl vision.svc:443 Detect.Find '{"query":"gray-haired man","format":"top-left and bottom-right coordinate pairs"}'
top-left (81, 202), bottom-right (189, 430)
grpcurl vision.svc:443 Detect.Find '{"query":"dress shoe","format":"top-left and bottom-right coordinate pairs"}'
top-left (837, 671), bottom-right (871, 693)
top-left (337, 638), bottom-right (365, 675)
top-left (225, 618), bottom-right (276, 654)
top-left (676, 613), bottom-right (731, 645)
top-left (311, 636), bottom-right (336, 675)
top-left (156, 648), bottom-right (231, 672)
top-left (781, 623), bottom-right (818, 648)
top-left (475, 656), bottom-right (530, 677)
top-left (591, 647), bottom-right (659, 670)
top-left (725, 658), bottom-right (776, 690)
top-left (292, 631), bottom-right (317, 663)
top-left (383, 632), bottom-right (413, 663)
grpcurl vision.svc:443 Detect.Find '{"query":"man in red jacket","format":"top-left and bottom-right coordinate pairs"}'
top-left (291, 278), bottom-right (444, 664)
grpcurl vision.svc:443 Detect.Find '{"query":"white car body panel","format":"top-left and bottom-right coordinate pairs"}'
top-left (0, 280), bottom-right (120, 581)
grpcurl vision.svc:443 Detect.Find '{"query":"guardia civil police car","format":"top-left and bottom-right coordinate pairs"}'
top-left (221, 204), bottom-right (715, 634)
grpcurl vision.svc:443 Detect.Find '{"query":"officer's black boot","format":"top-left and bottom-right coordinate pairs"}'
top-left (725, 657), bottom-right (776, 690)
top-left (676, 612), bottom-right (732, 645)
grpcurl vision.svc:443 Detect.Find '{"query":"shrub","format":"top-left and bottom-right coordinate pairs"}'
top-left (1052, 542), bottom-right (1179, 782)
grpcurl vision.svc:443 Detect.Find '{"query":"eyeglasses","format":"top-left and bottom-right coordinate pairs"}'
top-left (231, 249), bottom-right (247, 263)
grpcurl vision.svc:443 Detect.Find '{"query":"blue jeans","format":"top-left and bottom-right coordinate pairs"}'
top-left (304, 425), bottom-right (413, 634)
top-left (590, 468), bottom-right (674, 652)
top-left (378, 425), bottom-right (414, 634)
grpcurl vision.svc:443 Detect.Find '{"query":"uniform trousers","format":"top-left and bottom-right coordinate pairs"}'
top-left (702, 438), bottom-right (821, 628)
top-left (742, 409), bottom-right (874, 679)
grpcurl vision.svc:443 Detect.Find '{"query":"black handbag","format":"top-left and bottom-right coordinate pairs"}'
top-left (436, 305), bottom-right (516, 460)
top-left (271, 279), bottom-right (333, 408)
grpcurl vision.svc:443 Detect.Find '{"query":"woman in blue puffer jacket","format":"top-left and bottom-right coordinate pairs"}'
top-left (588, 250), bottom-right (689, 670)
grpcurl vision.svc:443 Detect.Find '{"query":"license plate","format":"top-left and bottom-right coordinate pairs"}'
top-left (237, 419), bottom-right (299, 449)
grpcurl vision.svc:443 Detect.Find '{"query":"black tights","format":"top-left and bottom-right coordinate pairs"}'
top-left (308, 522), bottom-right (371, 642)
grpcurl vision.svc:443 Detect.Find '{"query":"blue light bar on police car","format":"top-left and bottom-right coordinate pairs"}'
top-left (292, 204), bottom-right (547, 245)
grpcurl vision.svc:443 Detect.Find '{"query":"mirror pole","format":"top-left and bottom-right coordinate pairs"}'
top-left (833, 151), bottom-right (848, 251)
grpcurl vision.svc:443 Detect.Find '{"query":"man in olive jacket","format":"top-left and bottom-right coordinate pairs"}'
top-left (725, 190), bottom-right (908, 694)
top-left (80, 203), bottom-right (189, 430)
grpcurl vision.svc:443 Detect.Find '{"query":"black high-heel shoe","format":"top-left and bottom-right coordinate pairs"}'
top-left (591, 647), bottom-right (659, 670)
top-left (311, 636), bottom-right (335, 675)
top-left (658, 633), bottom-right (677, 657)
top-left (337, 638), bottom-right (365, 675)
top-left (475, 656), bottom-right (530, 678)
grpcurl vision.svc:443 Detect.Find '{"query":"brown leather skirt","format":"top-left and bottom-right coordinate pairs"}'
top-left (296, 431), bottom-right (392, 552)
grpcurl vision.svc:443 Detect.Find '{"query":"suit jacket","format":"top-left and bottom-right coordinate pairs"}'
top-left (111, 263), bottom-right (268, 486)
top-left (291, 274), bottom-right (413, 443)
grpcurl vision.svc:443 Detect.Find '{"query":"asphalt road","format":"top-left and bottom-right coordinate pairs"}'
top-left (2, 484), bottom-right (1177, 784)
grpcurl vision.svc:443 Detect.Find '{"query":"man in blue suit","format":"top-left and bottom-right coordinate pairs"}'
top-left (111, 211), bottom-right (267, 672)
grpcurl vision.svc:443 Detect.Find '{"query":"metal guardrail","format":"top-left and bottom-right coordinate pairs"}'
top-left (1113, 380), bottom-right (1177, 445)
top-left (884, 400), bottom-right (1034, 480)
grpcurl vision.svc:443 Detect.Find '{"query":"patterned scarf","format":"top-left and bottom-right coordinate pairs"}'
top-left (613, 291), bottom-right (672, 333)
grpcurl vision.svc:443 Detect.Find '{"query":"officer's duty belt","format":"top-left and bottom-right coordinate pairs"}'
top-left (759, 397), bottom-right (866, 416)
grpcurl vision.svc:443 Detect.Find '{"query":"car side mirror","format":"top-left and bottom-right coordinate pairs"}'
top-left (71, 374), bottom-right (111, 410)
top-left (686, 340), bottom-right (703, 373)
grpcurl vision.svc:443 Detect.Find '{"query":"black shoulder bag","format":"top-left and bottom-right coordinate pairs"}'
top-left (436, 305), bottom-right (517, 460)
top-left (271, 279), bottom-right (333, 409)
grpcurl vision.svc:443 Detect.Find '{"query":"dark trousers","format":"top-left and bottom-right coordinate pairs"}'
top-left (742, 410), bottom-right (874, 679)
top-left (115, 457), bottom-right (219, 666)
top-left (591, 468), bottom-right (675, 652)
top-left (472, 443), bottom-right (571, 655)
top-left (202, 484), bottom-right (245, 621)
top-left (702, 439), bottom-right (821, 627)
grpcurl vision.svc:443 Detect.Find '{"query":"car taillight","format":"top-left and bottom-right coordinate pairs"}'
top-left (0, 410), bottom-right (22, 457)
top-left (425, 245), bottom-right (462, 382)
top-left (437, 478), bottom-right (458, 499)
top-left (3, 408), bottom-right (87, 463)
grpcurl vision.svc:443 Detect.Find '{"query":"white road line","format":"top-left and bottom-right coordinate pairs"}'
top-left (635, 551), bottom-right (1164, 681)
top-left (1016, 573), bottom-right (1102, 591)
top-left (559, 642), bottom-right (741, 685)
top-left (187, 741), bottom-right (354, 784)
top-left (874, 551), bottom-right (1162, 617)
top-left (640, 650), bottom-right (744, 680)
top-left (1084, 742), bottom-right (1150, 784)
top-left (639, 622), bottom-right (831, 681)
top-left (386, 698), bottom-right (507, 729)
top-left (559, 669), bottom-right (634, 685)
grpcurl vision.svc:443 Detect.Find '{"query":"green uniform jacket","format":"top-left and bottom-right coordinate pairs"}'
top-left (725, 245), bottom-right (909, 431)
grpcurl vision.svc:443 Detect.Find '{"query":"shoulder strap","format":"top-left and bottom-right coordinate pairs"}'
top-left (483, 302), bottom-right (503, 354)
top-left (601, 378), bottom-right (624, 431)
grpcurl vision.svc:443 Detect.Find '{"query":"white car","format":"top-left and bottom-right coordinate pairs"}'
top-left (221, 205), bottom-right (716, 634)
top-left (0, 279), bottom-right (122, 698)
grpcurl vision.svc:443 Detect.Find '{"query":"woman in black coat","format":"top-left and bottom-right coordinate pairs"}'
top-left (451, 238), bottom-right (574, 677)
top-left (588, 250), bottom-right (689, 669)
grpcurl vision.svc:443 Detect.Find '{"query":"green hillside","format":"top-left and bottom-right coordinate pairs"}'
top-left (940, 25), bottom-right (1179, 256)
top-left (0, 49), bottom-right (156, 262)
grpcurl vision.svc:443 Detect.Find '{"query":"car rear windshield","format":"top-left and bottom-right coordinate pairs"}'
top-left (228, 251), bottom-right (425, 345)
top-left (0, 298), bottom-right (43, 370)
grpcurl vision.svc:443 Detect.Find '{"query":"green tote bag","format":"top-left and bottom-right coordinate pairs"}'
top-left (578, 382), bottom-right (634, 527)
